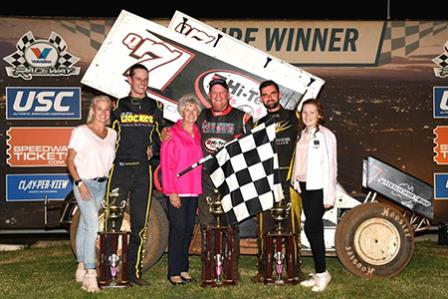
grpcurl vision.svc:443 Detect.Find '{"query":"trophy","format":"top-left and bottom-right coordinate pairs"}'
top-left (262, 201), bottom-right (299, 285)
top-left (201, 190), bottom-right (237, 287)
top-left (98, 188), bottom-right (130, 288)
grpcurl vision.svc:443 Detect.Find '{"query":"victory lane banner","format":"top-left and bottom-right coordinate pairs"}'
top-left (6, 127), bottom-right (72, 167)
top-left (82, 10), bottom-right (324, 122)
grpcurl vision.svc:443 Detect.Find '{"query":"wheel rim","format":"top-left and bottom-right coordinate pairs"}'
top-left (353, 217), bottom-right (400, 266)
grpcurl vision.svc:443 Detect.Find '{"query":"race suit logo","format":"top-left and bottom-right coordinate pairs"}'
top-left (433, 40), bottom-right (448, 78)
top-left (6, 127), bottom-right (72, 167)
top-left (120, 113), bottom-right (154, 124)
top-left (6, 87), bottom-right (81, 120)
top-left (204, 138), bottom-right (226, 153)
top-left (3, 31), bottom-right (81, 80)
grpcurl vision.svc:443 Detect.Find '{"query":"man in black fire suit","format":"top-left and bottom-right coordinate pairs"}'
top-left (253, 80), bottom-right (303, 282)
top-left (197, 77), bottom-right (253, 281)
top-left (105, 64), bottom-right (163, 286)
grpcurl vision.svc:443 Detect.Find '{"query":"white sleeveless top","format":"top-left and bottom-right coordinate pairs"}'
top-left (68, 124), bottom-right (117, 179)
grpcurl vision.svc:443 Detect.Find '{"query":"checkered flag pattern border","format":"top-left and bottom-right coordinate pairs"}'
top-left (380, 21), bottom-right (448, 65)
top-left (60, 20), bottom-right (113, 50)
top-left (49, 32), bottom-right (80, 68)
top-left (207, 121), bottom-right (283, 225)
top-left (3, 31), bottom-right (35, 67)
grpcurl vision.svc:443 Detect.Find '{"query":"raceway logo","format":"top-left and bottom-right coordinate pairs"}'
top-left (3, 31), bottom-right (81, 80)
top-left (433, 40), bottom-right (448, 78)
top-left (6, 87), bottom-right (81, 120)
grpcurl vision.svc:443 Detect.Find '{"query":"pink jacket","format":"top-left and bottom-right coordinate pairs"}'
top-left (161, 120), bottom-right (203, 195)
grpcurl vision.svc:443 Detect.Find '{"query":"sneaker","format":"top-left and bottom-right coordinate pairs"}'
top-left (82, 269), bottom-right (100, 293)
top-left (311, 271), bottom-right (331, 292)
top-left (300, 273), bottom-right (316, 288)
top-left (75, 263), bottom-right (85, 283)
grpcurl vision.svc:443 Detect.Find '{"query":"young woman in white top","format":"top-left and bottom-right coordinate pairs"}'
top-left (291, 99), bottom-right (337, 292)
top-left (66, 95), bottom-right (117, 293)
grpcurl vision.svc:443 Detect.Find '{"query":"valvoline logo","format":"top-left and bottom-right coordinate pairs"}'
top-left (30, 47), bottom-right (52, 59)
top-left (194, 70), bottom-right (267, 119)
top-left (24, 41), bottom-right (58, 68)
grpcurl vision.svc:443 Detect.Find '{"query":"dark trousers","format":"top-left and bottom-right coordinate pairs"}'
top-left (106, 163), bottom-right (152, 280)
top-left (299, 182), bottom-right (326, 273)
top-left (167, 196), bottom-right (198, 276)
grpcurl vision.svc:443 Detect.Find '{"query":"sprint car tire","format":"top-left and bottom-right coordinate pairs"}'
top-left (335, 202), bottom-right (415, 278)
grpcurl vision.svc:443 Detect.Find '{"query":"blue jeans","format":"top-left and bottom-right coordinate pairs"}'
top-left (74, 179), bottom-right (106, 269)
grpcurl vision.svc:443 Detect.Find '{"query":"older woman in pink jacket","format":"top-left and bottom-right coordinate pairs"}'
top-left (161, 95), bottom-right (203, 285)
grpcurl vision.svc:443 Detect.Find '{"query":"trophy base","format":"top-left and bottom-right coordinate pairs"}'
top-left (201, 225), bottom-right (238, 288)
top-left (201, 279), bottom-right (237, 288)
top-left (263, 276), bottom-right (299, 286)
top-left (261, 232), bottom-right (300, 286)
top-left (98, 280), bottom-right (130, 288)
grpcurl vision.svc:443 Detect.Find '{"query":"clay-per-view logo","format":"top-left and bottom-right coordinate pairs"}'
top-left (3, 31), bottom-right (81, 80)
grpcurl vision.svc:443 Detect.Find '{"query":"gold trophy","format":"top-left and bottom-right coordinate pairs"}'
top-left (201, 190), bottom-right (237, 287)
top-left (98, 188), bottom-right (130, 288)
top-left (263, 200), bottom-right (299, 285)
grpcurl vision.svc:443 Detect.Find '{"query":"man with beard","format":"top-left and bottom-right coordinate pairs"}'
top-left (253, 80), bottom-right (303, 283)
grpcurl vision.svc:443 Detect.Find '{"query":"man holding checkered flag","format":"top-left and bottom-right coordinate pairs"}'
top-left (205, 120), bottom-right (283, 225)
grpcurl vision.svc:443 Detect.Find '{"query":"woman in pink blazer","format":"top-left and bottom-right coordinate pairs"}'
top-left (161, 95), bottom-right (203, 285)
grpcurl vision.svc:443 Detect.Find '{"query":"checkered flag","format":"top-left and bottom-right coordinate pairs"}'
top-left (205, 121), bottom-right (283, 225)
top-left (3, 31), bottom-right (35, 67)
top-left (49, 32), bottom-right (80, 68)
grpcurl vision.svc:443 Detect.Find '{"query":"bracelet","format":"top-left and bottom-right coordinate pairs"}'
top-left (74, 179), bottom-right (83, 187)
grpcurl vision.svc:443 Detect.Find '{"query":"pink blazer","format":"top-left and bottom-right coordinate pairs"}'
top-left (161, 120), bottom-right (203, 195)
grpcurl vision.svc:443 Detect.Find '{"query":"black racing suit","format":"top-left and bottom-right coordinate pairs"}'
top-left (105, 96), bottom-right (163, 281)
top-left (255, 107), bottom-right (303, 279)
top-left (197, 104), bottom-right (252, 279)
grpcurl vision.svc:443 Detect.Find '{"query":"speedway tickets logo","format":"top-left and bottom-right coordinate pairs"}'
top-left (6, 87), bottom-right (81, 119)
top-left (433, 40), bottom-right (448, 78)
top-left (3, 31), bottom-right (80, 80)
top-left (6, 127), bottom-right (72, 167)
top-left (6, 174), bottom-right (72, 201)
top-left (434, 126), bottom-right (448, 165)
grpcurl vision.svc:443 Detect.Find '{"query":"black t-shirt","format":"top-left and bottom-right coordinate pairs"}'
top-left (111, 96), bottom-right (164, 164)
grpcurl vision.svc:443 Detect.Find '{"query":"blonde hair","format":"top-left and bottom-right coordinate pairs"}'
top-left (87, 95), bottom-right (112, 125)
top-left (177, 94), bottom-right (202, 115)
